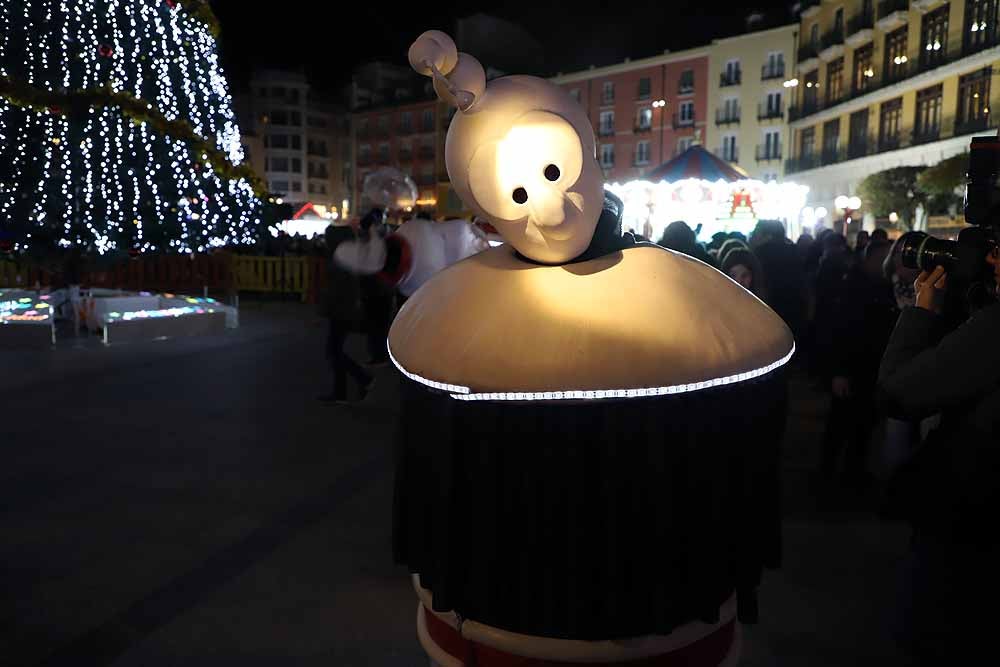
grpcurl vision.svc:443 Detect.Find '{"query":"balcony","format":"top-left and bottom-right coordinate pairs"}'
top-left (784, 153), bottom-right (820, 174)
top-left (797, 43), bottom-right (819, 64)
top-left (672, 114), bottom-right (695, 129)
top-left (761, 63), bottom-right (785, 80)
top-left (758, 102), bottom-right (784, 121)
top-left (720, 68), bottom-right (742, 87)
top-left (398, 149), bottom-right (412, 162)
top-left (715, 107), bottom-right (741, 125)
top-left (912, 125), bottom-right (942, 146)
top-left (419, 122), bottom-right (435, 133)
top-left (755, 144), bottom-right (782, 162)
top-left (876, 0), bottom-right (909, 32)
top-left (954, 115), bottom-right (991, 136)
top-left (847, 134), bottom-right (876, 160)
top-left (396, 124), bottom-right (414, 136)
top-left (601, 94), bottom-right (615, 105)
top-left (633, 123), bottom-right (653, 133)
top-left (678, 80), bottom-right (694, 94)
top-left (819, 28), bottom-right (845, 61)
top-left (598, 125), bottom-right (616, 137)
top-left (788, 100), bottom-right (819, 122)
top-left (418, 146), bottom-right (435, 160)
top-left (820, 146), bottom-right (846, 166)
top-left (846, 11), bottom-right (875, 47)
top-left (714, 147), bottom-right (739, 163)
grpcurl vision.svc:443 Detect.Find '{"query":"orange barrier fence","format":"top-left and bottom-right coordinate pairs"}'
top-left (1, 254), bottom-right (329, 303)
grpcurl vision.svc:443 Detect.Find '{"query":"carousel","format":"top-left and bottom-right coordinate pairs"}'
top-left (607, 145), bottom-right (810, 243)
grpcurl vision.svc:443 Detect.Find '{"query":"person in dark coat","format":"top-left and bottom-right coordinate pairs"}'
top-left (657, 220), bottom-right (716, 267)
top-left (358, 209), bottom-right (393, 366)
top-left (750, 220), bottom-right (806, 340)
top-left (878, 252), bottom-right (1000, 665)
top-left (819, 240), bottom-right (896, 485)
top-left (319, 224), bottom-right (373, 404)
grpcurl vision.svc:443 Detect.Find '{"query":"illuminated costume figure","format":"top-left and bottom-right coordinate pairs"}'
top-left (391, 30), bottom-right (794, 666)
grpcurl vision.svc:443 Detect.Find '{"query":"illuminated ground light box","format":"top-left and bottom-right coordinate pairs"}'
top-left (98, 294), bottom-right (237, 344)
top-left (0, 291), bottom-right (56, 347)
top-left (607, 179), bottom-right (809, 243)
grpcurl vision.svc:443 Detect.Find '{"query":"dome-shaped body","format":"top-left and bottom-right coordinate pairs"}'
top-left (390, 245), bottom-right (792, 398)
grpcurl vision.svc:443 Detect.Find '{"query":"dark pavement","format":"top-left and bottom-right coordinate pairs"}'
top-left (1, 303), bottom-right (910, 665)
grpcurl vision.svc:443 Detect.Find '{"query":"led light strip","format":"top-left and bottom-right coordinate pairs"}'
top-left (388, 343), bottom-right (795, 402)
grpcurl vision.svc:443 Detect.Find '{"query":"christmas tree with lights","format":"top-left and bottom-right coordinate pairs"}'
top-left (0, 0), bottom-right (262, 258)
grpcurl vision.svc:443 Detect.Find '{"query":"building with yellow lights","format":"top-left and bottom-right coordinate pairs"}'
top-left (705, 24), bottom-right (799, 181)
top-left (787, 0), bottom-right (998, 226)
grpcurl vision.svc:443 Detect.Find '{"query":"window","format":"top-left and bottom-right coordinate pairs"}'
top-left (271, 86), bottom-right (285, 99)
top-left (957, 68), bottom-right (992, 132)
top-left (289, 89), bottom-right (300, 104)
top-left (638, 77), bottom-right (651, 99)
top-left (258, 87), bottom-right (267, 98)
top-left (359, 144), bottom-right (372, 163)
top-left (721, 134), bottom-right (738, 162)
top-left (378, 143), bottom-right (390, 163)
top-left (377, 115), bottom-right (389, 135)
top-left (399, 139), bottom-right (412, 159)
top-left (803, 69), bottom-right (819, 111)
top-left (290, 111), bottom-right (302, 126)
top-left (826, 57), bottom-right (844, 105)
top-left (763, 129), bottom-right (781, 159)
top-left (400, 111), bottom-right (412, 133)
top-left (569, 88), bottom-right (581, 102)
top-left (269, 156), bottom-right (289, 172)
top-left (290, 135), bottom-right (301, 150)
top-left (833, 7), bottom-right (844, 36)
top-left (679, 100), bottom-right (694, 122)
top-left (800, 126), bottom-right (816, 158)
top-left (810, 23), bottom-right (819, 47)
top-left (320, 184), bottom-right (327, 195)
top-left (290, 157), bottom-right (302, 173)
top-left (921, 5), bottom-right (949, 70)
top-left (308, 139), bottom-right (327, 156)
top-left (270, 110), bottom-right (288, 126)
top-left (879, 98), bottom-right (902, 149)
top-left (291, 181), bottom-right (302, 193)
top-left (848, 109), bottom-right (870, 158)
top-left (600, 143), bottom-right (615, 167)
top-left (764, 91), bottom-right (782, 117)
top-left (915, 84), bottom-right (943, 141)
top-left (599, 110), bottom-right (615, 135)
top-left (602, 81), bottom-right (615, 104)
top-left (679, 69), bottom-right (695, 93)
top-left (722, 59), bottom-right (741, 86)
top-left (965, 0), bottom-right (999, 54)
top-left (721, 96), bottom-right (739, 122)
top-left (763, 51), bottom-right (784, 79)
top-left (853, 44), bottom-right (875, 95)
top-left (357, 118), bottom-right (369, 136)
top-left (308, 183), bottom-right (316, 194)
top-left (636, 107), bottom-right (652, 130)
top-left (308, 115), bottom-right (327, 128)
top-left (421, 109), bottom-right (434, 131)
top-left (885, 26), bottom-right (908, 82)
top-left (822, 119), bottom-right (840, 162)
top-left (267, 134), bottom-right (287, 149)
top-left (677, 136), bottom-right (693, 154)
top-left (270, 180), bottom-right (289, 192)
top-left (635, 140), bottom-right (651, 164)
top-left (762, 172), bottom-right (778, 182)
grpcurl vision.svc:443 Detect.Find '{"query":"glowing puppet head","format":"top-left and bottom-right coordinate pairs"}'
top-left (408, 30), bottom-right (605, 264)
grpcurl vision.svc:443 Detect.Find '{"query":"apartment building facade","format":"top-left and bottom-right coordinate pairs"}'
top-left (552, 49), bottom-right (710, 183)
top-left (706, 24), bottom-right (798, 181)
top-left (787, 0), bottom-right (999, 223)
top-left (238, 70), bottom-right (351, 216)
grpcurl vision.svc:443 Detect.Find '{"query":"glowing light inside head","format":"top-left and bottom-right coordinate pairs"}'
top-left (834, 195), bottom-right (850, 210)
top-left (815, 206), bottom-right (828, 219)
top-left (848, 196), bottom-right (862, 210)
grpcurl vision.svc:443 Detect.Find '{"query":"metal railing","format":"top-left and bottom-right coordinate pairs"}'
top-left (785, 116), bottom-right (995, 174)
top-left (715, 107), bottom-right (741, 125)
top-left (598, 126), bottom-right (616, 136)
top-left (847, 11), bottom-right (874, 37)
top-left (755, 144), bottom-right (783, 161)
top-left (877, 0), bottom-right (909, 18)
top-left (761, 63), bottom-right (785, 80)
top-left (672, 113), bottom-right (695, 129)
top-left (678, 80), bottom-right (694, 94)
top-left (720, 68), bottom-right (742, 87)
top-left (798, 43), bottom-right (819, 63)
top-left (821, 27), bottom-right (844, 50)
top-left (714, 147), bottom-right (739, 162)
top-left (758, 102), bottom-right (784, 120)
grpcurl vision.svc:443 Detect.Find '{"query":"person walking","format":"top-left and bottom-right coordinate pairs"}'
top-left (319, 223), bottom-right (374, 404)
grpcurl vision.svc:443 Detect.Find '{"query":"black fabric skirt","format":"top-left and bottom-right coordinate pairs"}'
top-left (393, 369), bottom-right (789, 641)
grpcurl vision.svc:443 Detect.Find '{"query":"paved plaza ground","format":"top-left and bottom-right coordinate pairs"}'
top-left (1, 302), bottom-right (910, 666)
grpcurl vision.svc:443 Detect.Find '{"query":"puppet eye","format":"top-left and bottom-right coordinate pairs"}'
top-left (512, 187), bottom-right (528, 204)
top-left (544, 164), bottom-right (561, 182)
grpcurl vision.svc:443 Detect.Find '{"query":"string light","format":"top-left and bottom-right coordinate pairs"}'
top-left (0, 0), bottom-right (261, 255)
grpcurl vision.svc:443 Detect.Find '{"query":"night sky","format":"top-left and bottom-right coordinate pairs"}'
top-left (211, 0), bottom-right (798, 95)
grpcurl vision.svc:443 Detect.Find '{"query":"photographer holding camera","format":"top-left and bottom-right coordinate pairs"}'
top-left (878, 137), bottom-right (1000, 663)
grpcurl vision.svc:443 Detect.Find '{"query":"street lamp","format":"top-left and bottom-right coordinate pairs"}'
top-left (782, 78), bottom-right (799, 88)
top-left (652, 99), bottom-right (666, 108)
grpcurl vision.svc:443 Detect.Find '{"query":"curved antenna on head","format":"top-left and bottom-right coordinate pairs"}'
top-left (408, 30), bottom-right (485, 112)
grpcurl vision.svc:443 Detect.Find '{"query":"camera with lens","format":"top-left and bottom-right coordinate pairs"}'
top-left (899, 136), bottom-right (999, 291)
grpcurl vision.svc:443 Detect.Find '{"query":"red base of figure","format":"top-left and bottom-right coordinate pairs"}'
top-left (413, 576), bottom-right (742, 667)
